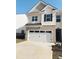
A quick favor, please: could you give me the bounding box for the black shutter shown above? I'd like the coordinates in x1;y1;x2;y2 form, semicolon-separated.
32;16;34;21
44;14;46;21
51;14;52;21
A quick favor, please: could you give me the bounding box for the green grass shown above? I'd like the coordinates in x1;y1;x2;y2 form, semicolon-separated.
16;39;25;43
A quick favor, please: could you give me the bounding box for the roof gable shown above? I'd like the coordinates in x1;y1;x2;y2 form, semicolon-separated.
28;0;56;13
28;1;47;13
41;5;56;12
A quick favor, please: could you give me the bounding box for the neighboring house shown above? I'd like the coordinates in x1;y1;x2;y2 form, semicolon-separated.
16;14;27;39
56;10;62;42
25;1;57;43
16;25;26;39
16;26;26;33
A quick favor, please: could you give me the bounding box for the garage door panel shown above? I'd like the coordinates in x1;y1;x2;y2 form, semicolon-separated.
29;33;39;41
29;31;52;43
39;33;46;42
46;33;52;42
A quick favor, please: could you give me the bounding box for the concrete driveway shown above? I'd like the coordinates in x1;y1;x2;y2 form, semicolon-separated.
16;41;55;59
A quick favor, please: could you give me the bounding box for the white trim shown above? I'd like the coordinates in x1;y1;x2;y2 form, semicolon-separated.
41;5;55;11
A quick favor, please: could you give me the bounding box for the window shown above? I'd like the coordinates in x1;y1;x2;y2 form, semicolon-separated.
46;31;52;33
32;16;38;21
35;31;39;33
40;31;45;33
44;14;52;21
30;31;34;32
56;15;61;22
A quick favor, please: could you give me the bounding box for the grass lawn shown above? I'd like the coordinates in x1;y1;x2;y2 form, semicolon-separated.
16;39;25;43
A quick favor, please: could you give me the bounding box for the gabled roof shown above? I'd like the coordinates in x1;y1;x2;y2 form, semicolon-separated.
27;0;57;13
41;5;56;12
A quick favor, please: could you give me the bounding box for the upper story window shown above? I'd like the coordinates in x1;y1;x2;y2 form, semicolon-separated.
56;15;61;22
44;14;52;22
32;16;38;22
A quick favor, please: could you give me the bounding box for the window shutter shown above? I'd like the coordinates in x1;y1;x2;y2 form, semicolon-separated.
51;14;52;21
35;16;38;21
44;14;46;21
32;16;34;21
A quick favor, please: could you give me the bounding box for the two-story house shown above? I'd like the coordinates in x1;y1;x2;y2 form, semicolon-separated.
25;1;57;43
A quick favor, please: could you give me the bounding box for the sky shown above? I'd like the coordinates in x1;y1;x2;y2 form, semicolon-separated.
16;0;62;14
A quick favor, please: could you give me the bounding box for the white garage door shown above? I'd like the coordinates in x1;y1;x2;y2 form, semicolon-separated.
28;31;52;43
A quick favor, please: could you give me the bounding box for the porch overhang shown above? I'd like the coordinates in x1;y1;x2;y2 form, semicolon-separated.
25;23;42;29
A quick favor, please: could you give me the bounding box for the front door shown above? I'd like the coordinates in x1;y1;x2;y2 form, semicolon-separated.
56;29;62;42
